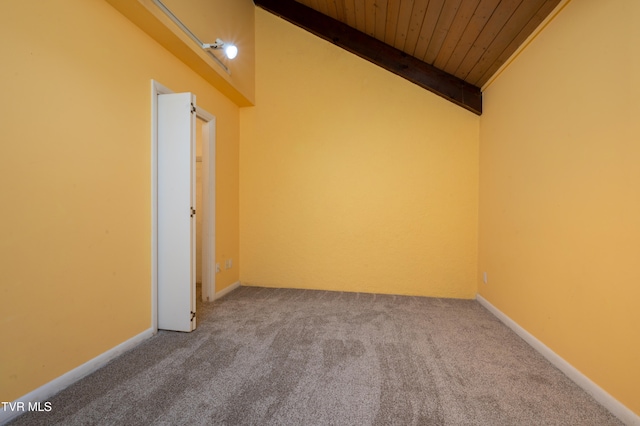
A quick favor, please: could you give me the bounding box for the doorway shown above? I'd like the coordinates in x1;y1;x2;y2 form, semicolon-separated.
151;80;216;333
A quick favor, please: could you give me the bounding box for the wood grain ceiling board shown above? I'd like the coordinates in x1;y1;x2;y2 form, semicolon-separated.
471;0;561;85
256;0;483;114
293;0;561;87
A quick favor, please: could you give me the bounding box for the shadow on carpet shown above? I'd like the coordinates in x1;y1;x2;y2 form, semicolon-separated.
9;287;623;425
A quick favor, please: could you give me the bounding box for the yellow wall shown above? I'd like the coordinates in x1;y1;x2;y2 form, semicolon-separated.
0;0;240;402
240;9;479;298
479;0;640;415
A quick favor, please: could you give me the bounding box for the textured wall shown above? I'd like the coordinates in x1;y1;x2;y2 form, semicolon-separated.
479;0;640;415
0;0;240;402
240;9;479;298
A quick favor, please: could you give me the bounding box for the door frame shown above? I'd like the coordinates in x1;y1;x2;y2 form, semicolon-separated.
151;80;216;333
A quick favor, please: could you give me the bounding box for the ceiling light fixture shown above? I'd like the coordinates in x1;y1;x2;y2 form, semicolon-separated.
203;39;238;60
151;0;236;73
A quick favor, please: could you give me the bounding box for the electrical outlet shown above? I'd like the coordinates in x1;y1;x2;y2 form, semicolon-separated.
215;263;221;273
483;272;488;284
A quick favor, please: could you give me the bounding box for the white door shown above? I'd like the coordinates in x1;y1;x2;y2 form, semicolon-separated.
157;92;197;332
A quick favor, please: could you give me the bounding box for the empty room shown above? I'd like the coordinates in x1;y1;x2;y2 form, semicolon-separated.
1;0;638;424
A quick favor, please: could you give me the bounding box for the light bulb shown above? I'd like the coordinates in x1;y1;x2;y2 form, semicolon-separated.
224;44;238;59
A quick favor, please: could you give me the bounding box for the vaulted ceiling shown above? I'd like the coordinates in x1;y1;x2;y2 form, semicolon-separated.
255;0;562;115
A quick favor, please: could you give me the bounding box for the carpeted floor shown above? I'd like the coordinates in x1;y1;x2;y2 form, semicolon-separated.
10;286;622;425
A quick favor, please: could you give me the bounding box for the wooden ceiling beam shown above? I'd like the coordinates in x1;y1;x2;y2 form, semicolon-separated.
254;0;482;115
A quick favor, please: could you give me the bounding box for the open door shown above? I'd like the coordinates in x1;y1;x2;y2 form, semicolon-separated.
157;92;197;332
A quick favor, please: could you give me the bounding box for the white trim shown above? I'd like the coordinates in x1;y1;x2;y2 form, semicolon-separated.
195;108;216;302
476;294;640;425
214;281;241;301
0;329;153;425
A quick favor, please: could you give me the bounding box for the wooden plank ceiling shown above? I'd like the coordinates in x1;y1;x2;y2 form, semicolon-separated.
255;0;561;115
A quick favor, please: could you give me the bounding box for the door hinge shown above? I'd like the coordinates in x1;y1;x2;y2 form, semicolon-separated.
190;207;196;217
190;103;196;114
191;311;196;321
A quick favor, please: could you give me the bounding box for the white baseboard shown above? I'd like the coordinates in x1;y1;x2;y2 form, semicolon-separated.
214;280;240;300
476;294;640;426
0;328;154;426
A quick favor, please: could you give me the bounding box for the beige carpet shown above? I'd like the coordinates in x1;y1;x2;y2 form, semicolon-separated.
9;286;622;425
